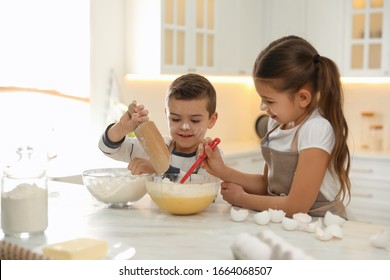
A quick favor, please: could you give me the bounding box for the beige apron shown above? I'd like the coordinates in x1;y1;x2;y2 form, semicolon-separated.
260;122;347;219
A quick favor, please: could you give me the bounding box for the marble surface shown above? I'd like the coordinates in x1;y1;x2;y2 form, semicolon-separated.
1;181;390;260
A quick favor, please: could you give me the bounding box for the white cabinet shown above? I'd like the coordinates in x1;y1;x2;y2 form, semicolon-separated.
261;0;345;73
224;152;265;174
344;0;390;76
214;0;262;75
125;0;261;76
347;154;390;225
125;0;216;75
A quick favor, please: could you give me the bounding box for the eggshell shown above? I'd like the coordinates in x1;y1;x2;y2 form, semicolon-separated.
281;217;298;231
230;206;249;222
324;211;345;227
268;208;286;223
292;212;312;224
369;230;390;249
316;227;334;241
325;224;343;239
301;218;322;233
254;210;271;225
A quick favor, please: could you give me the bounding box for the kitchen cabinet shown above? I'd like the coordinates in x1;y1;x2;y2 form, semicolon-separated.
261;0;345;72
125;0;260;76
344;0;390;76
347;154;390;226
224;152;265;174
125;0;215;75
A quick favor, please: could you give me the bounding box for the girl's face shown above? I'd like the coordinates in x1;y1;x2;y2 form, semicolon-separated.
255;81;309;127
166;98;217;153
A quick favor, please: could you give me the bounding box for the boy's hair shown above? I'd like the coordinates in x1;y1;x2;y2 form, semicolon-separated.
166;73;216;117
253;35;351;203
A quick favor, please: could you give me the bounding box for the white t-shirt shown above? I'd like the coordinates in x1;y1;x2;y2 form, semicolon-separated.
266;108;339;201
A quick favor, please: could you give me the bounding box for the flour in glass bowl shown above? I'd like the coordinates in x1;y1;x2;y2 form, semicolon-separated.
1;183;48;235
86;176;147;205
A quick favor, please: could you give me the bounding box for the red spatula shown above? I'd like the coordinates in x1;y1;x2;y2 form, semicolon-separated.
179;138;221;184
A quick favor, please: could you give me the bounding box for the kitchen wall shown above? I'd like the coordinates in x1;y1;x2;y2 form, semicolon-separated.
343;83;390;153
121;77;261;147
90;0;390;156
120;78;390;155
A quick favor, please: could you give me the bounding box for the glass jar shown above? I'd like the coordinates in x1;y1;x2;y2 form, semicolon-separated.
361;111;375;149
369;124;383;151
1;146;48;237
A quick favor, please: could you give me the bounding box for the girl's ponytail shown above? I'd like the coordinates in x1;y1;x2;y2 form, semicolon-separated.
316;57;351;203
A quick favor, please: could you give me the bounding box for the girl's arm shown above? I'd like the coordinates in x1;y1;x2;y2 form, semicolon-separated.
202;145;268;194
237;148;330;217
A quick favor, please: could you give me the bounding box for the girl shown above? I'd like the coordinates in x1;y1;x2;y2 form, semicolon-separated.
99;73;218;175
202;35;351;218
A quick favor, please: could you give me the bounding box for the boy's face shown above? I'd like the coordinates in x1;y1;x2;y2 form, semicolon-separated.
166;97;217;154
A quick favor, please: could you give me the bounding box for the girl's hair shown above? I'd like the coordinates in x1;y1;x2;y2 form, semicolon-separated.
166;73;217;117
253;35;351;203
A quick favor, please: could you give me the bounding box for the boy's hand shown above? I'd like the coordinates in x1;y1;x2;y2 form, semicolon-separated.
119;101;149;132
107;101;149;142
128;157;156;175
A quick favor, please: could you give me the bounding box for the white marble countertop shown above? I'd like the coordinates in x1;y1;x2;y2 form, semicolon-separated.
1;181;389;260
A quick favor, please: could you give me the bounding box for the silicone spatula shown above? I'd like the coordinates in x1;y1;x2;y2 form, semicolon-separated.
179;138;221;184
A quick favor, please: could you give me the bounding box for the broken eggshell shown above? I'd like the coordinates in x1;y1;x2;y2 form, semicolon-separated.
230;206;249;222
316;224;343;241
324;211;345;227
299;218;323;233
369;230;390;249
254;210;271;225
281;217;298;231
292;212;312;224
268;208;286;223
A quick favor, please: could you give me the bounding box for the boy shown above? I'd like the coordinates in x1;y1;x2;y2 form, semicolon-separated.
98;73;218;175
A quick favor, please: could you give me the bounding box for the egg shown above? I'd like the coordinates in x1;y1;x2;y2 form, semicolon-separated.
230;206;249;222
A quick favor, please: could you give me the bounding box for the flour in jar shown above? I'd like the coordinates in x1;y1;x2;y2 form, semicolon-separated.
1;183;48;235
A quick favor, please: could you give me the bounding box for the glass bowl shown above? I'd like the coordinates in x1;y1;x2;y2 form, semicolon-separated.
146;173;220;215
82;168;150;207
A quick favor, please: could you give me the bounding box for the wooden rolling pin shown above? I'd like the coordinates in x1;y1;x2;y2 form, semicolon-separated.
135;121;170;175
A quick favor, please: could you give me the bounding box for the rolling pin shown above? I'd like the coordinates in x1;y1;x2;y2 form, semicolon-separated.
135;121;170;175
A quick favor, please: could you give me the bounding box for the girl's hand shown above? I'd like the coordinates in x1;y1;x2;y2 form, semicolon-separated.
220;182;245;207
200;138;225;178
128;157;155;175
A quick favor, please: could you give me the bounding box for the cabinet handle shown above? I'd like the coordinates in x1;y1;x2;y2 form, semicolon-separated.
351;168;374;174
